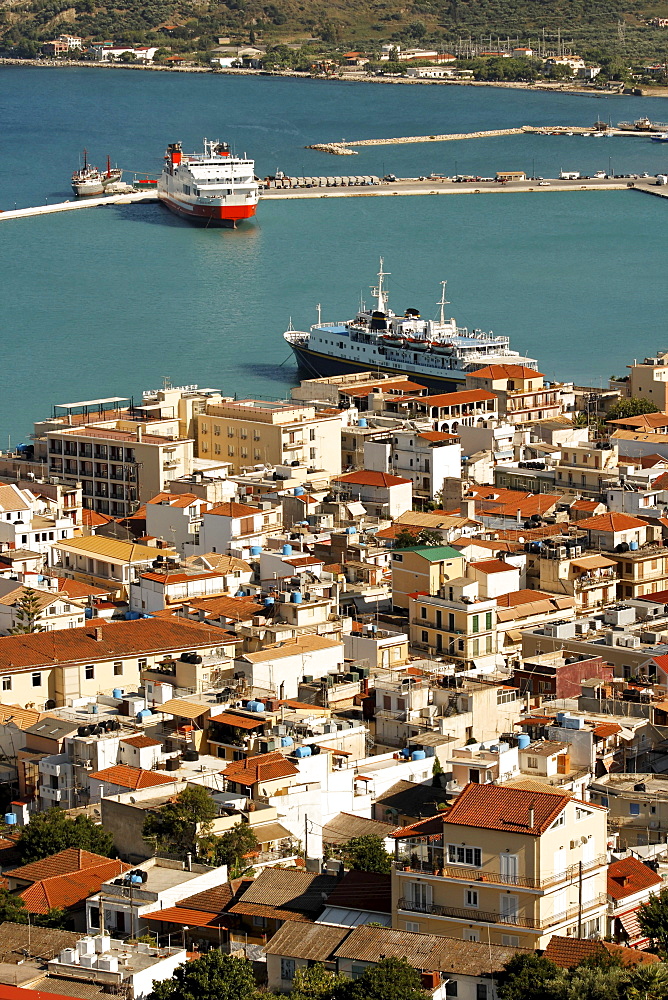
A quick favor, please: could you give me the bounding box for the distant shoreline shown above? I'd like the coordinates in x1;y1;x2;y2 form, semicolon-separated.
1;57;666;97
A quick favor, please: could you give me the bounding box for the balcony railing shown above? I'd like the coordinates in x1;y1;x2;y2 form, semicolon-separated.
396;854;607;891
398;892;607;931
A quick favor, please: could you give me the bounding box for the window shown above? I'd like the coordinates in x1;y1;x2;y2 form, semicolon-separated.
85;664;94;680
2;677;11;691
465;889;479;907
485;611;493;630
476;986;488;1000
393;553;403;562
252;915;266;927
114;662;123;676
32;673;41;687
138;658;147;670
502;935;520;947
447;845;482;867
527;756;538;769
405;921;420;933
421;607;427;619
630;803;640;816
576;807;590;821
550;812;565;828
471;614;479;633
421;630;429;643
465;930;480;942
280;959;296;982
445;982;458;997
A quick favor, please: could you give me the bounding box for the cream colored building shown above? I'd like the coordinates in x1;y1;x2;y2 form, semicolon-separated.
408;582;497;665
392;783;608;949
0;581;86;634
554;441;619;495
49;535;169;594
537;549;618;611
391;546;465;612
624;353;668;410
196;399;342;477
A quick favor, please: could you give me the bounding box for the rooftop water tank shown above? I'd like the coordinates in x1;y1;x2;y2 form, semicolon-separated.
137;709;152;722
282;543;293;556
346;526;357;535
112;689;123;700
250;546;262;557
358;417;368;427
291;591;302;604
401;747;411;758
4;813;16;825
630;540;639;551
130;873;143;884
236;589;246;597
556;712;567;726
60;948;78;965
294;745;312;758
411;750;427;761
246;700;257;711
263;597;275;607
517;733;531;750
281;736;294;747
254;702;265;713
294;486;305;495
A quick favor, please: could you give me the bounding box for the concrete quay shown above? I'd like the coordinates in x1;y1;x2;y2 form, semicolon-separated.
0;189;157;222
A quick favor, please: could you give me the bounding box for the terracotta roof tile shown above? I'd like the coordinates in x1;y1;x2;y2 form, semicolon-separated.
231;869;338;917
223;751;299;786
470;559;516;574
469;364;543;379
417;388;497;407
333;471;412;487
9;849;115;884
184;594;263;620
89;765;174;790
206;502;262;518
120;735;162;749
577;512;647;531
324;870;392;913
607;856;662;901
544;934;659;968
443;783;569;835
20;859;130;914
391;813;449;839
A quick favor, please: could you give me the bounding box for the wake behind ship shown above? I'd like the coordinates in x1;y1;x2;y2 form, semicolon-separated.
157;139;258;227
284;260;538;392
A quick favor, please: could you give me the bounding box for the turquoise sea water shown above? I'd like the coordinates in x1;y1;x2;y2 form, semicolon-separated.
0;68;667;443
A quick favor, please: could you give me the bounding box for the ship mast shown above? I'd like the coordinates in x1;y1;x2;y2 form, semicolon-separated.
372;257;390;313
437;280;449;325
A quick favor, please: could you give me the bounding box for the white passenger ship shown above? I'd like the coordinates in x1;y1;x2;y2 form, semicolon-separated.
157;138;258;227
284;260;538;391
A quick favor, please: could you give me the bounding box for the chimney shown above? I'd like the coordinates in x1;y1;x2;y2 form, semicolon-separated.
185;853;192;871
136;426;143;443
528;804;535;829
94;626;103;641
516;508;523;526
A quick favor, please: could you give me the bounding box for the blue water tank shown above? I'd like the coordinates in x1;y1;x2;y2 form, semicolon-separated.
346;526;357;535
131;874;143;884
411;750;427;761
291;591;302;604
556;712;566;727
254;702;265;713
90;704;99;715
517;733;531;750
250;546;262;557
294;745;312;758
137;709;152;722
85;608;93;619
281;736;294;747
246;700;258;711
236;589;246;597
401;747;411;758
294;486;305;496
112;689;123;700
359;417;368;427
282;543;293;556
630;540;639;551
263;597;275;607
4;813;16;826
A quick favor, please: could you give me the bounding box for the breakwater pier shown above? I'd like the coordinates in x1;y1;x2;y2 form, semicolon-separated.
0;189;157;222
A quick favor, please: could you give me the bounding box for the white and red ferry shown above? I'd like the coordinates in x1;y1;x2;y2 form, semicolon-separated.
157;138;258;227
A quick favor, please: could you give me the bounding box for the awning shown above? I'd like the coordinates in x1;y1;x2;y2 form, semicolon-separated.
253;821;293;845
617;910;643;939
159;698;210;720
504;629;525;644
145;905;230;928
317;906;391;928
346;502;366;517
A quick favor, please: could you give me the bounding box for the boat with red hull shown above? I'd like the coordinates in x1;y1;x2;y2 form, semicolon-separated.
157;138;258;227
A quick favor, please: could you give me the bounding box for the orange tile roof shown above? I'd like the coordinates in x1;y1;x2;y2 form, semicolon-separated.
544;935;659;968
469;364;543;379
496;589;557;608
147;492;201;507
333;470;412;487
416;388;497;407
144;904;231;928
121;734;162;748
571;499;601;511
140;570;222;584
0;617;223;673
56;577;110;599
20;858;130;914
470;559;516;574
82;509;114;527
417;431;459;443
223;751;299;786
576;512;647;531
9;849;115;884
212;711;268;730
391;812;448;839
185;594;263;620
607;856;662;901
443;783;569;835
89;764;175;789
206;502;262;518
593;723;622;739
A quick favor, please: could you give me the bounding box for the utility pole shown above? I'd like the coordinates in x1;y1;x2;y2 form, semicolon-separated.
577;860;583;938
304;812;309;860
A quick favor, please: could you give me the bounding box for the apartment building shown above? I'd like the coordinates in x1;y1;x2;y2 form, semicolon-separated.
554;441;620;495
535;544;618;611
331;470;412;518
466;365;566;423
370;430;462;501
144;492;208;552
196;399;341;476
0;483;77;557
49;534;165;593
391;545;465;611
392;783;608;949
576;512;668;599
623;353;668;410
408;582;498;666
0;581;86;634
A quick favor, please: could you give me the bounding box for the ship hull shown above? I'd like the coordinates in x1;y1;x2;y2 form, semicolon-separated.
289;342;467;392
158;194;256;227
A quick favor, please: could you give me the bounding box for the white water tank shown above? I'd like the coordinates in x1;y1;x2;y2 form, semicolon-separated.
94;934;111;953
77;937;96;957
60;948;79;965
79;954;98;968
97;954;119;973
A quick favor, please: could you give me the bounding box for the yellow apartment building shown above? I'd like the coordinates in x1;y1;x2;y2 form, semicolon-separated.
391;546;465;612
392;783;608;949
408;583;497;665
196;399;342;476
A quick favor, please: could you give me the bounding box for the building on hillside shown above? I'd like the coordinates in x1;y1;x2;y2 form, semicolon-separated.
49;534;169;594
391;545;465;611
576;512;668;599
196;398;341;477
235;634;344;700
199;501;281;558
0;483;78;557
554;441;620;494
408;582;498;666
392;783;608;948
331;470;412;519
365;430;461;501
623;354;668;410
0;582;86;634
607;855;662;947
466;365;568;423
512;650;612;700
535;545;619;612
144;492;208;553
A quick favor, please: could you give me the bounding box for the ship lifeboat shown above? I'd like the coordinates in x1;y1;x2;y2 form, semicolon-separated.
433;342;455;355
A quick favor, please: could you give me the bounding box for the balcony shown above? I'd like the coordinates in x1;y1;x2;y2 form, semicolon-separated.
396;854;607;891
574;572;617;591
398;892;607;931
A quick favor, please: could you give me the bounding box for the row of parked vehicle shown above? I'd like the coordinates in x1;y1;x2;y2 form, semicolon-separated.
264;174;382;188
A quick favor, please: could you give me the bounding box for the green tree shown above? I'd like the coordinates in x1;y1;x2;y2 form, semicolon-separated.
0;888;27;923
432;756;444;786
567;963;628;1000
291;963;349;1000
146;950;257;1000
394;528;442;548
19;809;114;863
207;822;258;871
334;956;427;1000
497;952;565;1000
341;834;393;874
142;784;216;854
607;396;660;420
639;888;668;956
626;962;668;1000
10;587;46;634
